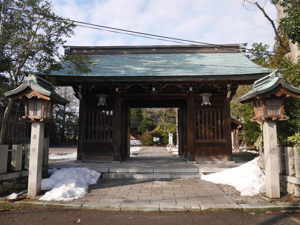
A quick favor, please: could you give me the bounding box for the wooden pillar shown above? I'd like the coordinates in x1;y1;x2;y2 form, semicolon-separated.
236;129;239;151
77;99;84;161
127;106;130;159
43;137;49;168
236;129;240;151
231;130;235;151
24;144;30;170
178;108;184;159
176;108;179;148
187;92;195;161
224;98;232;160
113;93;121;161
120;101;128;160
232;129;239;152
0;145;8;174
11;144;23;171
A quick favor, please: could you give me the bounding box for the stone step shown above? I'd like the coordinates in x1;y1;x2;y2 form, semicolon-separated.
197;162;241;174
94;167;200;173
102;172;201;180
200;168;228;174
108;167;199;173
196;160;236;165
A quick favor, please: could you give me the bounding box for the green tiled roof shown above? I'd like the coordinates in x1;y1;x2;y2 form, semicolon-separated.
48;53;269;78
237;70;300;103
5;74;69;104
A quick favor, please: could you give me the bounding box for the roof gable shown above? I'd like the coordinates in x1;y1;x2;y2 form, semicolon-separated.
5;74;69;104
237;70;300;103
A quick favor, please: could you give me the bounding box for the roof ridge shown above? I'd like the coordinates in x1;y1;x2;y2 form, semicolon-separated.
253;70;279;88
64;43;247;49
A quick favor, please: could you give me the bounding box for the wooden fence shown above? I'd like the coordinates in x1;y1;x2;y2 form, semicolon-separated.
0;138;49;175
279;147;300;197
0;114;31;145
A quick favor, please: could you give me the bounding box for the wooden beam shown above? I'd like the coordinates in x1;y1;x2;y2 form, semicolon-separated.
275;88;300;99
187;92;195;160
214;110;217;139
218;110;221;139
52;75;266;86
205;109;209;139
224;98;232;160
77;99;85;160
113;93;121;161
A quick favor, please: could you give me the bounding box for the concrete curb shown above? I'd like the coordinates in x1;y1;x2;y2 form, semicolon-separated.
1;199;300;212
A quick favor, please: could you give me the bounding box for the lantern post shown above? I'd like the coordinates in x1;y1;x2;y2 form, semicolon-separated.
5;75;68;198
238;71;300;198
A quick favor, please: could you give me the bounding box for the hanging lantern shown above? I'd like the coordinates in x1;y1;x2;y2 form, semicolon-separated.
200;93;211;106
97;94;107;106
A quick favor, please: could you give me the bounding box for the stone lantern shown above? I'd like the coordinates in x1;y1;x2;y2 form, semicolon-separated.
238;70;300;198
5;74;68;197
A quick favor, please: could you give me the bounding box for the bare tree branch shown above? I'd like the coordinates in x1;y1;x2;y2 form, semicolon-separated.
243;0;288;51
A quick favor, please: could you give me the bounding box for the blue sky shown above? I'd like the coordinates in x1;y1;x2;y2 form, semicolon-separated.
52;0;277;49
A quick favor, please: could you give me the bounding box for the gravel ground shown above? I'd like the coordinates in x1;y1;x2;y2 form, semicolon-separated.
217;183;300;205
216;184;270;204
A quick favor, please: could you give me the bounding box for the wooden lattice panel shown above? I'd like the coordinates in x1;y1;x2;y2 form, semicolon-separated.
85;109;113;142
195;109;225;140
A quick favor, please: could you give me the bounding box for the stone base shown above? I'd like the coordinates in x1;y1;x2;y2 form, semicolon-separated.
0;176;28;195
287;183;300;197
281;175;300;197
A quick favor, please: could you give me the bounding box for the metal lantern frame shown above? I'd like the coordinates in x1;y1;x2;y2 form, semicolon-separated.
251;97;288;122
23;98;54;122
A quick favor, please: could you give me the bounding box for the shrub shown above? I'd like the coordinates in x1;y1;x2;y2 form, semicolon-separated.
138;118;155;133
151;125;168;145
140;130;153;146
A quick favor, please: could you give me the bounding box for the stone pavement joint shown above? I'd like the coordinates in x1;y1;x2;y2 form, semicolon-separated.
2;200;300;213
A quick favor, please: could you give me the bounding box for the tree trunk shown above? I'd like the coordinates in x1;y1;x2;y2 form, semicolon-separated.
0;98;14;144
275;4;300;63
61;104;66;143
0;0;8;63
11;102;20;144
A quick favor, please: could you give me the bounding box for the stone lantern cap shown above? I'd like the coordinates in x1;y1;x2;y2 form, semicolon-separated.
4;74;69;105
237;70;300;103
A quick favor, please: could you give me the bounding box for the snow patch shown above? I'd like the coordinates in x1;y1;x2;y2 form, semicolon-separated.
130;146;143;157
130;140;142;146
166;146;178;156
49;152;77;160
40;168;100;201
240;149;259;154
6;193;18;200
48;168;58;175
201;157;265;196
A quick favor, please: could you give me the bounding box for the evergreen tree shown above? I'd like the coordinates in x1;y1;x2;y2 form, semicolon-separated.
0;0;91;144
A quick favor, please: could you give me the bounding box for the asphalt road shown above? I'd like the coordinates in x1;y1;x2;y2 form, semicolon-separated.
0;208;299;225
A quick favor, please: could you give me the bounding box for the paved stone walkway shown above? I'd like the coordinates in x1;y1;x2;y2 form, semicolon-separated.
2;146;299;213
49;147;198;172
133;146;174;158
48;146;273;211
74;178;235;210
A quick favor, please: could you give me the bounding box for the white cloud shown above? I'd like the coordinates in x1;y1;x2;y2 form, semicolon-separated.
52;0;277;49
